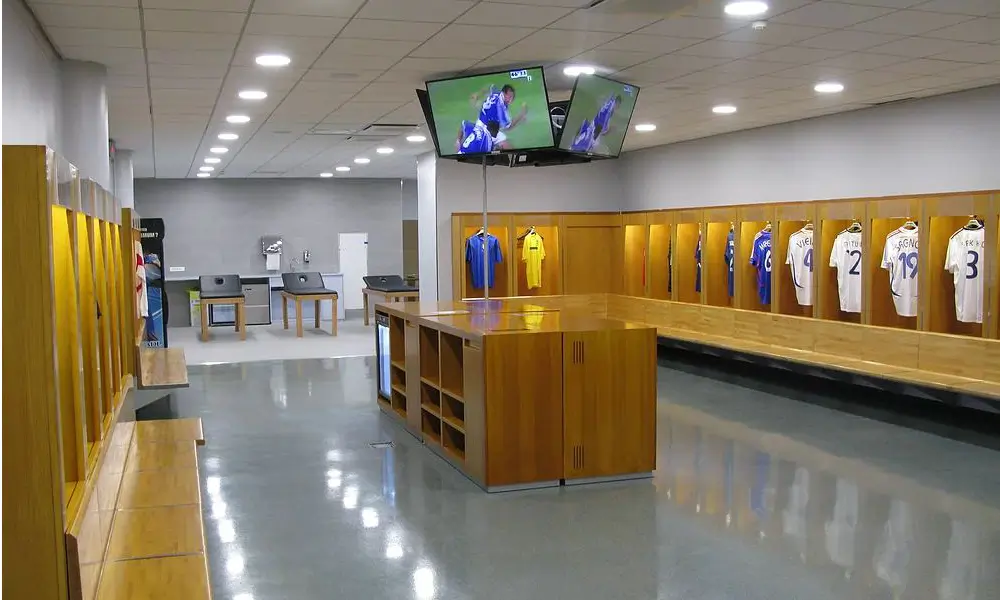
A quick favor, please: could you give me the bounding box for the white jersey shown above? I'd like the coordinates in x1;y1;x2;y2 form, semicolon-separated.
944;227;985;324
134;241;149;318
829;230;863;314
785;228;814;306
881;226;919;318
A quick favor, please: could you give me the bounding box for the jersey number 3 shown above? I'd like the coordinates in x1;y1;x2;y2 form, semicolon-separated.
966;250;979;279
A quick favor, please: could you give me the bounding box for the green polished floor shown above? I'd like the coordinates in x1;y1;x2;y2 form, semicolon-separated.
154;355;1000;600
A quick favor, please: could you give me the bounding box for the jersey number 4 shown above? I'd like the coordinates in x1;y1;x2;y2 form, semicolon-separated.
803;248;813;272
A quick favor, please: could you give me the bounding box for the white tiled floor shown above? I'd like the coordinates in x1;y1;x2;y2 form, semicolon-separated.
169;318;374;365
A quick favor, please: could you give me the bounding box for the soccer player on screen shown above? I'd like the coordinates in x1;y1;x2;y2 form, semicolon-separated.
469;84;528;150
592;93;622;143
570;119;597;153
456;120;501;154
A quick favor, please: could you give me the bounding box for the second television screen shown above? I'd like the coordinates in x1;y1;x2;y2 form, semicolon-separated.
427;67;553;157
559;75;639;158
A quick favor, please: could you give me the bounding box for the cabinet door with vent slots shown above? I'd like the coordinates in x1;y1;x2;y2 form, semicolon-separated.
563;329;657;480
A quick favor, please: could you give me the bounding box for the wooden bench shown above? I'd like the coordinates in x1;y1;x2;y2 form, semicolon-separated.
138;347;189;389
281;290;338;337
599;295;1000;403
66;418;210;600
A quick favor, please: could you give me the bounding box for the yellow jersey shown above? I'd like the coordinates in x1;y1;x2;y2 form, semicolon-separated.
521;232;546;290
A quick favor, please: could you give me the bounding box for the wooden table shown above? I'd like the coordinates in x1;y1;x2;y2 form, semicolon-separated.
199;296;246;342
362;287;419;325
281;291;338;337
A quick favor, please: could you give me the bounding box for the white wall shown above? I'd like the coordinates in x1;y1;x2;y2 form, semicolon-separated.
417;154;439;302
435;157;624;300
2;0;62;149
623;85;1000;210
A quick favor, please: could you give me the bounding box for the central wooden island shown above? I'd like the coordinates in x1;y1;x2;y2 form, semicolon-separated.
375;299;657;492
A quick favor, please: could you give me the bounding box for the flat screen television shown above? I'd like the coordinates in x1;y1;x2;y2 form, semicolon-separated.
557;74;640;158
426;67;554;157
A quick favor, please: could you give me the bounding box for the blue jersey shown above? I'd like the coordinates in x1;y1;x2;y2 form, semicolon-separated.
458;121;493;154
465;233;503;289
594;97;616;132
749;230;772;304
695;233;702;293
570;119;596;152
478;86;511;130
725;230;735;297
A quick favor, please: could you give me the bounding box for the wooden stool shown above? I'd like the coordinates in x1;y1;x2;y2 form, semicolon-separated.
362;287;420;325
281;291;338;337
199;296;246;342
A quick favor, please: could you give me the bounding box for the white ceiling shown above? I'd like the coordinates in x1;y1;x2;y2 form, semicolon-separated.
28;0;1000;179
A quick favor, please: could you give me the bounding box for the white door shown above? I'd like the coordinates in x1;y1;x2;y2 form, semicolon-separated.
339;232;368;310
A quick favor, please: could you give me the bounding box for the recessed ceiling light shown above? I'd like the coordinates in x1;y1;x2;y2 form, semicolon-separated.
563;65;596;77
255;54;290;67
238;89;267;100
376;147;394;154
712;104;738;114
354;157;370;164
336;166;351;172
634;123;657;132
204;157;221;164
320;172;334;178
218;132;239;141
210;147;229;154
406;134;426;143
724;1;768;16
226;115;250;124
199;166;215;172
814;81;845;94
197;172;211;178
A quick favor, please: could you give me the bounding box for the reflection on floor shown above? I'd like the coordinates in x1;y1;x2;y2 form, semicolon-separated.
169;319;374;365
157;356;1000;600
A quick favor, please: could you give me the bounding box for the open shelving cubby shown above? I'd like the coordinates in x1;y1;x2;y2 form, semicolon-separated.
422;408;442;446
421;380;441;418
442;392;465;434
419;325;440;386
391;388;406;419
442;419;466;463
389;315;405;369
440;332;464;399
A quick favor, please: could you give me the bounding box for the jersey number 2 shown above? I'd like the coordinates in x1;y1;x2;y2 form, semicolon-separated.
847;250;861;275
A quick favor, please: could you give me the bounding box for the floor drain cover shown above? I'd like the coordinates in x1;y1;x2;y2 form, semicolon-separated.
369;441;394;449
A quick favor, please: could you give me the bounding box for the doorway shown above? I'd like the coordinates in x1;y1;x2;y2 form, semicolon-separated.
339;232;368;310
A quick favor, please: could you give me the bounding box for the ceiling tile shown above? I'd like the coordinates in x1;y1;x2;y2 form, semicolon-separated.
879;58;971;74
709;59;796;76
30;4;139;29
482;0;591;6
144;31;240;50
394;56;480;73
718;22;832;45
930;42;1000;63
548;9;662;33
338;19;445;41
516;29;619;50
301;69;384;84
924;18;1000;43
799;30;904;51
142;0;247;9
252;0;365;17
569;49;660;69
149;77;224;90
58;46;145;65
29;0;137;6
751;45;847;64
772;2;894;27
151;88;219;107
481;45;579;64
323;37;421;57
814;52;910;69
675;39;775;59
230;35;331;67
410;40;504;60
147;49;233;66
313;50;401;70
456;2;572;27
808;0;923;7
45;27;142;48
852;9;974;35
147;62;228;78
430;23;536;46
356;0;476;22
108;74;148;88
637;54;730;74
245;14;348;36
868;36;977;57
636;16;743;39
943;63;1000;79
769;63;856;80
913;0;1000;16
597;34;695;53
142;9;246;33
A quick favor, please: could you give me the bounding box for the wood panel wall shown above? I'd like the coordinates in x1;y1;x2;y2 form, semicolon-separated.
451;188;1000;338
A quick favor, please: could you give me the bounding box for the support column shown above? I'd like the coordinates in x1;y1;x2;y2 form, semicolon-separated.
113;149;134;208
61;60;110;189
417;152;439;302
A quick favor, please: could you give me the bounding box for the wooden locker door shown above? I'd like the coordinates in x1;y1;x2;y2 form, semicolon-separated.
563;329;657;480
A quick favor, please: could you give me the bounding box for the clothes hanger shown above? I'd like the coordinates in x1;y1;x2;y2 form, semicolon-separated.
803;221;814;231
902;218;918;230
474;227;485;237
964;215;984;230
847;219;863;233
763;221;772;233
729;222;735;231
517;225;542;240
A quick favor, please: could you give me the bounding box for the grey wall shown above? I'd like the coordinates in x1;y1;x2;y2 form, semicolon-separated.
134;178;407;278
2;0;62;149
623;85;1000;210
434;157;624;300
